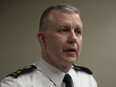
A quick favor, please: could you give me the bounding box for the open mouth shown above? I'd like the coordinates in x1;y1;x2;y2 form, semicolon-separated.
64;48;76;53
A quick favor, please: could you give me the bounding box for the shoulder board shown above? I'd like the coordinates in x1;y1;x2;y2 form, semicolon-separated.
73;64;93;75
7;65;37;78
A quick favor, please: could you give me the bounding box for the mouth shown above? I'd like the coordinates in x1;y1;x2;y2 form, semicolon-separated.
64;48;76;53
63;48;77;58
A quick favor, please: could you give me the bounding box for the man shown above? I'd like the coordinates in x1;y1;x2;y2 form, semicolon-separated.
0;4;97;87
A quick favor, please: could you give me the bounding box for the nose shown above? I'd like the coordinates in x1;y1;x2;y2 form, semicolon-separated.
68;31;77;44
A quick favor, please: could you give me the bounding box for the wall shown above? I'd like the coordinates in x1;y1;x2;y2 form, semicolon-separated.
0;0;116;87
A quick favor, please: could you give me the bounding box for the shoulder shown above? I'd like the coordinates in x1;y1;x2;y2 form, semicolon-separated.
7;65;37;78
72;65;97;87
73;64;93;75
0;65;37;87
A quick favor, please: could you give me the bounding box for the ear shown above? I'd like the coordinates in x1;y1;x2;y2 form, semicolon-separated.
37;32;46;47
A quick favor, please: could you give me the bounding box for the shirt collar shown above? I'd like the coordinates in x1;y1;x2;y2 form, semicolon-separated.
36;58;65;87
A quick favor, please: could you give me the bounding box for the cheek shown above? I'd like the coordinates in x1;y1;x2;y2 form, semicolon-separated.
47;34;65;45
76;36;82;49
46;37;61;51
79;38;83;50
45;32;68;52
48;38;66;58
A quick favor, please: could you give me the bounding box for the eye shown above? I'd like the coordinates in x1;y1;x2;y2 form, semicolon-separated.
75;29;82;35
58;27;69;33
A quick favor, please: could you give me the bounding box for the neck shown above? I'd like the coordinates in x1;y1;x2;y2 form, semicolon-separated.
41;51;72;73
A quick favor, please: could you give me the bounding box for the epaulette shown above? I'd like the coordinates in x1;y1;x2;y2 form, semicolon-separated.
7;65;37;78
73;64;93;75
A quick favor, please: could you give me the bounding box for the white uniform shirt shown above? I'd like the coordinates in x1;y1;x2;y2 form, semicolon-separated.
0;58;97;87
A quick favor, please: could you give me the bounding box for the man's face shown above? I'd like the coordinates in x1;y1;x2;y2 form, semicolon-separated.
41;11;83;68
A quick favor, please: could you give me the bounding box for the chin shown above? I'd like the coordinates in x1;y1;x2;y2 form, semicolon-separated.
66;57;77;64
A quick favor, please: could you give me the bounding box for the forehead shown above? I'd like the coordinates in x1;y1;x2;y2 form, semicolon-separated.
48;10;83;28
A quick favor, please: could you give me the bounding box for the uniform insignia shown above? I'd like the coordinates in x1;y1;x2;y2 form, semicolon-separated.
73;64;93;75
7;65;37;78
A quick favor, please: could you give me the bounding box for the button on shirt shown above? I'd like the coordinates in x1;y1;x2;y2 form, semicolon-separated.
0;58;97;87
